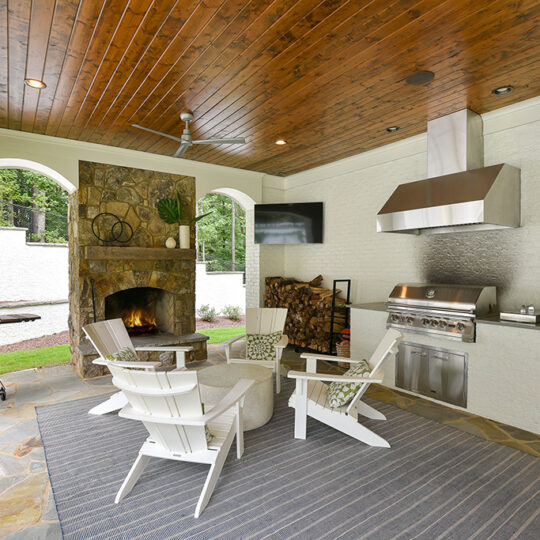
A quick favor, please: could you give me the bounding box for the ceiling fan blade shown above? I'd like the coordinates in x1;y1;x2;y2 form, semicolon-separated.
173;143;191;158
131;124;183;143
192;137;246;145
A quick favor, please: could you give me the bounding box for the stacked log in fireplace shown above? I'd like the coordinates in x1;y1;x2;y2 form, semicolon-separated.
264;275;347;353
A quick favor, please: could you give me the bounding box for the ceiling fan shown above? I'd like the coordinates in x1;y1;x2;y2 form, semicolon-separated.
132;111;246;158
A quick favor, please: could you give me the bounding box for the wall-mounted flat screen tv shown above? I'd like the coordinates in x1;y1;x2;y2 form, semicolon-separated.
254;202;323;244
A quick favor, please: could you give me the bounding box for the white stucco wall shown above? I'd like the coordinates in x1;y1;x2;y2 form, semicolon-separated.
0;228;68;302
195;262;245;313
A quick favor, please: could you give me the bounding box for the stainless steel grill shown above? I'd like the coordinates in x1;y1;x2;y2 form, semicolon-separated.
386;283;497;342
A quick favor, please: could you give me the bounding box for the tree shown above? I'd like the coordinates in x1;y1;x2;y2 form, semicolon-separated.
0;169;68;242
196;194;245;271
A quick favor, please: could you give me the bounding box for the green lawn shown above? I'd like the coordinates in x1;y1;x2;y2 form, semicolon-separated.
198;325;245;344
0;326;245;375
0;344;70;375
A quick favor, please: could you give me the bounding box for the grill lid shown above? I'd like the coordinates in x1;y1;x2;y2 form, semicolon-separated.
387;283;497;315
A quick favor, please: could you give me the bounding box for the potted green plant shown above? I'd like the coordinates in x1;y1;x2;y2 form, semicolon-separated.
157;192;211;249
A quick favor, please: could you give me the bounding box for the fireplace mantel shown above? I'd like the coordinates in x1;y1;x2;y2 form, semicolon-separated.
83;246;196;261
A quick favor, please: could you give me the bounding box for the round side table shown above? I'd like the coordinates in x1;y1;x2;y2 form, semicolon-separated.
198;364;274;431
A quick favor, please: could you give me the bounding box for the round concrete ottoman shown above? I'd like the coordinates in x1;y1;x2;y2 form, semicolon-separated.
198;364;274;431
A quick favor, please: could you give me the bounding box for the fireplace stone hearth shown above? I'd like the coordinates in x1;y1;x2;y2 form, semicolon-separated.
69;162;207;378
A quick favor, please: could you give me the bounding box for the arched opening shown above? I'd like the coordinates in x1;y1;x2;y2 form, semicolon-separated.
210;188;259;310
0;158;76;193
194;187;260;331
0;160;71;374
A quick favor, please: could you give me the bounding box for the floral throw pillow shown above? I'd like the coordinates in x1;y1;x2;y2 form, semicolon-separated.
246;331;282;362
327;359;372;408
105;347;138;363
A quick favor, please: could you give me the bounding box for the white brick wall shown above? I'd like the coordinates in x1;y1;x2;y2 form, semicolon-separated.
244;208;260;308
259;183;286;305
283;149;426;301
275;97;540;310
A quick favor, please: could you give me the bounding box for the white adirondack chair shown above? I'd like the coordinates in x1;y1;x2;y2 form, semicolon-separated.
83;318;193;415
224;307;288;393
108;362;254;518
287;328;402;448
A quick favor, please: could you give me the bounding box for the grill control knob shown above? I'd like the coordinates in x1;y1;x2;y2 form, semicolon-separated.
430;319;439;327
422;318;430;327
406;317;414;325
438;320;446;328
456;322;465;332
391;314;400;323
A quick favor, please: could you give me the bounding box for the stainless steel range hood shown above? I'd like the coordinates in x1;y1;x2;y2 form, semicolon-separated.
377;109;520;234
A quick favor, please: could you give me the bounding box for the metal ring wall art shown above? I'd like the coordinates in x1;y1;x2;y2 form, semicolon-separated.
91;212;133;243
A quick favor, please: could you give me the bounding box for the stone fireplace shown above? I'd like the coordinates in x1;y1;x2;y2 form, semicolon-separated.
69;161;208;378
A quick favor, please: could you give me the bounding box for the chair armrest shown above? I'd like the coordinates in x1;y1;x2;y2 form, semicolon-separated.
287;371;382;384
202;378;255;423
300;352;364;364
135;346;193;352
274;334;288;349
223;334;247;362
106;360;162;369
222;334;246;347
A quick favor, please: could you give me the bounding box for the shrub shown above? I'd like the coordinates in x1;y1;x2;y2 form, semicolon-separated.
43;230;68;244
197;304;218;322
223;305;242;321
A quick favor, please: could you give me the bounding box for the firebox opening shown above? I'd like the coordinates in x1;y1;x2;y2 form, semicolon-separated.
105;287;173;336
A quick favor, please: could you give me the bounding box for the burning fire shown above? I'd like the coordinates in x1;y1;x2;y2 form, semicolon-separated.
123;308;157;332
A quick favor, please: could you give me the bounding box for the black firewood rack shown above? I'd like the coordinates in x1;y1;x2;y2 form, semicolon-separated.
329;279;351;355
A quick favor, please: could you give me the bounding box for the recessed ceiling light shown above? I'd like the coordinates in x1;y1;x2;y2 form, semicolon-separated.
275;139;287;145
25;78;46;89
492;85;514;95
405;71;435;86
386;126;400;133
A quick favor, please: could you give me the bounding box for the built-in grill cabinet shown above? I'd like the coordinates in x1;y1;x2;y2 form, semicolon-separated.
396;342;468;408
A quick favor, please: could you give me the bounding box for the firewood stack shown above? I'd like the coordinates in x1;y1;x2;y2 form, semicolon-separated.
264;275;347;352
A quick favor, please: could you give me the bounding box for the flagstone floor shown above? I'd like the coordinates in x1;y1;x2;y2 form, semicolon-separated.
1;344;538;539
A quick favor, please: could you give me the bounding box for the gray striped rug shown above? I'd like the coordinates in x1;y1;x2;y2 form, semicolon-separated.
36;380;540;540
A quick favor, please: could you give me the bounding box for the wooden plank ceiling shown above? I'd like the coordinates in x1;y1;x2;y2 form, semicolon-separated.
1;0;539;176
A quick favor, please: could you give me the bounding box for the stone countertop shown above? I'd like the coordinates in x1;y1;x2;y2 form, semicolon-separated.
349;302;387;312
350;302;540;331
477;316;540;332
